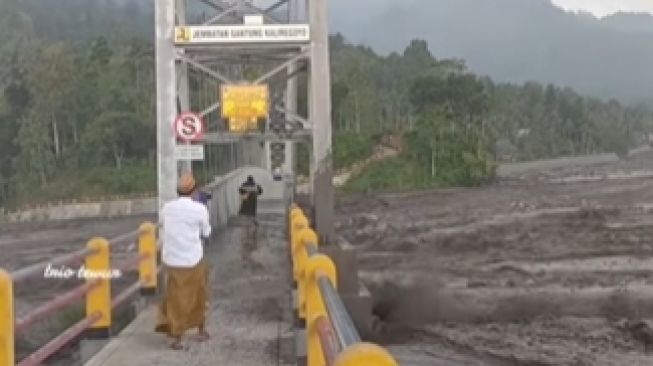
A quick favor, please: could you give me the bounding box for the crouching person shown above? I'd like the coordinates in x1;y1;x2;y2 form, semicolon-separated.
155;173;211;350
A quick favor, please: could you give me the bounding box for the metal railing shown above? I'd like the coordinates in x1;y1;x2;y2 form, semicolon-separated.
0;222;159;366
289;205;398;366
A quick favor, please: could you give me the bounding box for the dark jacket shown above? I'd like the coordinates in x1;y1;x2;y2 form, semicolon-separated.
238;181;262;217
193;191;211;206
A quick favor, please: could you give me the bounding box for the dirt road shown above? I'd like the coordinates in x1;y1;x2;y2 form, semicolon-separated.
336;151;653;365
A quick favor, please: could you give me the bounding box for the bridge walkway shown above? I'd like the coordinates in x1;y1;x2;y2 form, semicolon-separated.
84;199;295;366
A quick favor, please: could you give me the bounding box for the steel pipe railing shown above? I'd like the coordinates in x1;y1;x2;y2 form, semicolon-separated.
10;248;96;284
10;228;142;284
15;279;102;334
107;229;140;247
113;253;149;273
315;315;340;365
16;311;102;366
111;280;144;309
289;205;399;366
0;221;159;366
318;276;361;348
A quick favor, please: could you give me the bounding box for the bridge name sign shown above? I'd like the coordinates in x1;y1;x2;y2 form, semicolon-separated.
175;24;310;44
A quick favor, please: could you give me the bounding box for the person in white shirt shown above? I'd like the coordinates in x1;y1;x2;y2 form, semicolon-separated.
155;173;211;350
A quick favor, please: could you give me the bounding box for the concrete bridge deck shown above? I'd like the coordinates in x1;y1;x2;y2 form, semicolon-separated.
84;200;295;366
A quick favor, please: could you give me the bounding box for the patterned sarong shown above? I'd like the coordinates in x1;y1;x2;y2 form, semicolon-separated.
155;260;208;337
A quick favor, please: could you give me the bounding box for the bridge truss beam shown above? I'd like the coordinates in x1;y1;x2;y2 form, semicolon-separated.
155;0;334;240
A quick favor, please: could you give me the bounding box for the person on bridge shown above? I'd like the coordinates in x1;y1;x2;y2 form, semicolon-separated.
272;166;283;181
156;173;211;350
192;189;211;207
238;175;263;219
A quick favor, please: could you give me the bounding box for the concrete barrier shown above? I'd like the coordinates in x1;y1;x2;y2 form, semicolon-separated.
1;167;283;225
1;198;157;223
497;153;619;177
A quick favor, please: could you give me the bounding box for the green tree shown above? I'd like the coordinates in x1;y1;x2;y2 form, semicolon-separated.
26;43;77;159
82;112;144;170
406;108;495;186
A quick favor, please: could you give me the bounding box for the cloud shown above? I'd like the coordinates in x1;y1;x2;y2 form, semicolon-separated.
551;0;653;17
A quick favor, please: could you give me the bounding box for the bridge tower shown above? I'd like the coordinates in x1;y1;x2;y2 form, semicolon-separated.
156;0;334;241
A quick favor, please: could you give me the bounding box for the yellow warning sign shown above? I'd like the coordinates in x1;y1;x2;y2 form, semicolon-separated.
220;84;270;132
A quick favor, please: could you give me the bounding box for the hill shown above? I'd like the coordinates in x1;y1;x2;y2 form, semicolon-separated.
328;0;653;105
12;0;653;106
601;12;653;34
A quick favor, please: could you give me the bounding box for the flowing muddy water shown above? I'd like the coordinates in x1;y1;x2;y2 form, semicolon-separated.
6;152;653;364
336;151;653;365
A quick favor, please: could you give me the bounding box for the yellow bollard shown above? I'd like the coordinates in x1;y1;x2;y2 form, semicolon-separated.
295;228;319;319
291;215;309;279
305;254;337;366
0;269;14;366
289;210;302;251
333;342;398;366
290;206;303;224
138;222;158;295
290;208;303;221
293;227;318;278
85;238;111;338
296;247;309;320
289;208;304;247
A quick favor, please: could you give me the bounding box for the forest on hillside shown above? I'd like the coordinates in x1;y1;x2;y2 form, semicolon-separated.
330;35;652;191
1;0;652;207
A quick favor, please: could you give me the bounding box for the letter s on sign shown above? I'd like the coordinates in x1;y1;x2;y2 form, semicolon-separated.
182;117;197;135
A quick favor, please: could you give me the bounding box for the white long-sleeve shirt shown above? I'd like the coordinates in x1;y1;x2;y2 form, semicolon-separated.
161;197;211;267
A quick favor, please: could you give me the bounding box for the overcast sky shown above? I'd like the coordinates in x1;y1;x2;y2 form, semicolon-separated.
551;0;653;17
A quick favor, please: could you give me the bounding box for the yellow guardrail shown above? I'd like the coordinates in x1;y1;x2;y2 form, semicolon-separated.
0;222;159;366
289;205;398;366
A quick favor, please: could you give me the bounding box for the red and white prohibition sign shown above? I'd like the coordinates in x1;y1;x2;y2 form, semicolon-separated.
174;112;205;142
